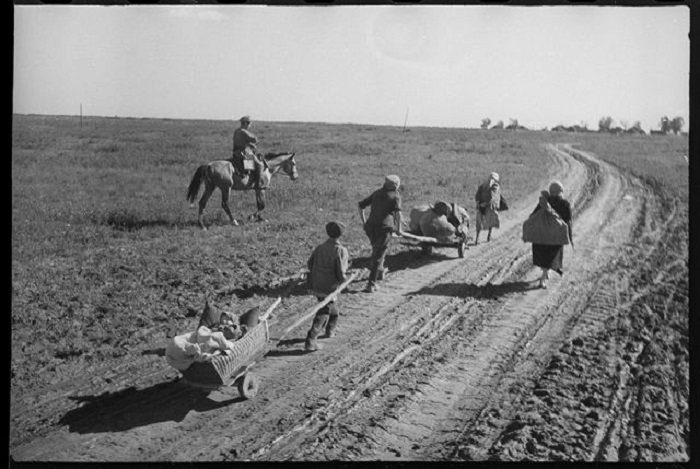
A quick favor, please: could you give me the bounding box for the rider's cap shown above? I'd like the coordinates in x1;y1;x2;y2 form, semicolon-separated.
326;221;345;239
384;175;400;191
240;115;251;122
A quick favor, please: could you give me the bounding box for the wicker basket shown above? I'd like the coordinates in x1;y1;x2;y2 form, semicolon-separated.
181;319;270;387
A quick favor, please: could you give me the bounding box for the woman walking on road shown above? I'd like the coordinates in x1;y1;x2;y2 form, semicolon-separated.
474;172;505;244
530;181;574;289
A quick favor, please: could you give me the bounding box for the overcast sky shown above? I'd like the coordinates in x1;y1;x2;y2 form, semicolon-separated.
13;5;689;131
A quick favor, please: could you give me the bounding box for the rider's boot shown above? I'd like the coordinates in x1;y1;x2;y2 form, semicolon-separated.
254;162;265;190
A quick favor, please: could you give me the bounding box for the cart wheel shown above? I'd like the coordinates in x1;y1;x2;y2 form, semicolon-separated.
237;373;260;399
458;241;466;258
421;244;433;256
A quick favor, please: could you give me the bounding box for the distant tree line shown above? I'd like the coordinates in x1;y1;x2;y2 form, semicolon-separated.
596;117;645;135
598;115;685;135
478;115;686;136
480;118;528;131
658;116;685;134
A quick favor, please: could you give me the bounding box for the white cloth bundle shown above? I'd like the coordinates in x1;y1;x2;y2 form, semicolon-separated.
165;326;237;371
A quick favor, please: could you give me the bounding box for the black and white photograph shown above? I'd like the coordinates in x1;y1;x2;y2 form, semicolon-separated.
12;1;690;462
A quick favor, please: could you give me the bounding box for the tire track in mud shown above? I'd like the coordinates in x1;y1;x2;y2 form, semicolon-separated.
12;143;673;462
274;144;652;461
245;143;606;460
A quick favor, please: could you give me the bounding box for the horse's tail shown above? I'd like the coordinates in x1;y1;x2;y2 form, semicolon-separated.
186;165;208;203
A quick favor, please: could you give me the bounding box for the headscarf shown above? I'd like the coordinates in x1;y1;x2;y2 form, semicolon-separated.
549;181;564;197
384;175;401;191
483;172;500;189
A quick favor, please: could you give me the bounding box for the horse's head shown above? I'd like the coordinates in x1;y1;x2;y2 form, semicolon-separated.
283;153;298;181
264;151;298;181
269;152;297;181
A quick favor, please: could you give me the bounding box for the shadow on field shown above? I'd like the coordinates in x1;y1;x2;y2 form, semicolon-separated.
274;338;306;347
410;281;536;299
95;212;202;232
265;348;311;358
58;382;243;434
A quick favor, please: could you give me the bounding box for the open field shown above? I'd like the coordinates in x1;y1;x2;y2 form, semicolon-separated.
11;114;688;461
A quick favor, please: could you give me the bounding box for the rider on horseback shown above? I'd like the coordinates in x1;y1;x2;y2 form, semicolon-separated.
231;115;266;189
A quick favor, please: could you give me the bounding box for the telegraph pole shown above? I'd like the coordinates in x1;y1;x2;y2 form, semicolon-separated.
402;107;409;132
80;103;83;128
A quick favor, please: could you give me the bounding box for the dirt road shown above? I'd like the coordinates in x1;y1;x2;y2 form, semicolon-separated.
11;144;688;462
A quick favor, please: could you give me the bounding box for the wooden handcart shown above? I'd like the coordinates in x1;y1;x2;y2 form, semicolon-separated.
399;230;471;258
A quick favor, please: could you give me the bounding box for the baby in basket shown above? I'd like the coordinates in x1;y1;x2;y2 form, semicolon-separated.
166;301;248;371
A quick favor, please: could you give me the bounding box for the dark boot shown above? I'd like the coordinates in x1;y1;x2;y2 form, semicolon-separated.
305;336;322;351
323;315;338;338
305;311;328;350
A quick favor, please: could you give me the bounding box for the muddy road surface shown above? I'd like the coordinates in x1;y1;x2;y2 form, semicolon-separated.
11;144;688;462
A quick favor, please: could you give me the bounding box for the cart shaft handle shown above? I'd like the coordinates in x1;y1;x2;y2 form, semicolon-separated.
259;297;282;323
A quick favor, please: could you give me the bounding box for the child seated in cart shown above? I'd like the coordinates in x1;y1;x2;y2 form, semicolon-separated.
165;302;246;371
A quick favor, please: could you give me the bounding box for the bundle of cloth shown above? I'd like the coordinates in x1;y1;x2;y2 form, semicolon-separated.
165;300;261;371
522;190;571;245
408;201;470;243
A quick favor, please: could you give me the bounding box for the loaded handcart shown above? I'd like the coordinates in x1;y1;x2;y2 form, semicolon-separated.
179;297;281;399
398;201;472;258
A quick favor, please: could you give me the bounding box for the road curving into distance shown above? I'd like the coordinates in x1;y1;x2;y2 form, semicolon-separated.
12;143;686;462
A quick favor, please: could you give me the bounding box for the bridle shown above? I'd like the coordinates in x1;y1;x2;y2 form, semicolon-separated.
269;153;297;180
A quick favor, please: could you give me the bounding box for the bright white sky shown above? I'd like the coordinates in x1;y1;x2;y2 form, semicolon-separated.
14;5;689;131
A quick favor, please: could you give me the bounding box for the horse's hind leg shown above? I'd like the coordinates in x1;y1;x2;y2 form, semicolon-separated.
198;183;215;230
220;187;239;226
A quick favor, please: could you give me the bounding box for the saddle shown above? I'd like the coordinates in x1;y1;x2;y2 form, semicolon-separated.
230;152;269;189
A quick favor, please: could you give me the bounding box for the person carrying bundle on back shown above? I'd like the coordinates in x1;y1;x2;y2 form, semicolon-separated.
524;181;574;289
305;221;350;352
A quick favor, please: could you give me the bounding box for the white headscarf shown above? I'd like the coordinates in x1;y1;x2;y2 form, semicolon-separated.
549;180;563;197
484;172;500;188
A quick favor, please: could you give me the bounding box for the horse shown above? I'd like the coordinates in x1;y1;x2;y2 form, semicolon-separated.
186;151;298;229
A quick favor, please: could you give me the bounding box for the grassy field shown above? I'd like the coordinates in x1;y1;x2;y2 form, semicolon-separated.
567;132;688;199
11;114;688;381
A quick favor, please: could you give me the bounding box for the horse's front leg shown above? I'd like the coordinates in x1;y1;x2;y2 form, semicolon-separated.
220;187;239;226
